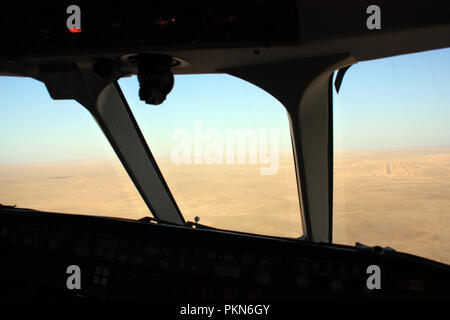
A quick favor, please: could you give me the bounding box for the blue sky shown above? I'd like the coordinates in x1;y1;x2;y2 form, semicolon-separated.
0;47;449;163
0;77;114;163
334;47;450;150
119;73;293;159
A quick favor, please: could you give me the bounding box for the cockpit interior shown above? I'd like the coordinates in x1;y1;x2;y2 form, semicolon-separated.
0;0;449;302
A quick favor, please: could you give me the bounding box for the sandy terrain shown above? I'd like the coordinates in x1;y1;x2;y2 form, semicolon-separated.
158;152;301;237
0;152;302;237
1;147;449;264
334;146;450;264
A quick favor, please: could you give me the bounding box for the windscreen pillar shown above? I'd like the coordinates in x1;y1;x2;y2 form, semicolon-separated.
225;55;355;242
91;83;185;225
38;65;185;225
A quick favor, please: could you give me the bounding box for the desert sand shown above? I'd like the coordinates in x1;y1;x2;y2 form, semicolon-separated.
334;146;450;264
1;147;449;264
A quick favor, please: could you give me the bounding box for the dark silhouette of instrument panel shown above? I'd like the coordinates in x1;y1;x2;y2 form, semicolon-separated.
0;208;448;300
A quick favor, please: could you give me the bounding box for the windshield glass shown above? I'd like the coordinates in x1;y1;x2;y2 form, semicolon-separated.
119;74;302;237
0;77;151;219
333;47;450;264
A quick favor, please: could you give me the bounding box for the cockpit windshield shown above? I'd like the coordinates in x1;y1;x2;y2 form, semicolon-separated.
0;77;151;220
1;48;449;262
333;47;450;264
118;74;302;237
0;74;303;238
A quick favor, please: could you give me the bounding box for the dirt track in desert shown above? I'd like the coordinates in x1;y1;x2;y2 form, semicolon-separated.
1;147;449;264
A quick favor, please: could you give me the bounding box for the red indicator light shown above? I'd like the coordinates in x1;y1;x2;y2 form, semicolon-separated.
155;19;169;28
69;28;82;33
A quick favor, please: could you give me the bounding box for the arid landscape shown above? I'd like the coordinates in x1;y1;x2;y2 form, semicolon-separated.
333;146;450;264
1;147;449;264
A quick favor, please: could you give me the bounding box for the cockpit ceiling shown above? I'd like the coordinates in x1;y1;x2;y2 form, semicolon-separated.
0;0;449;77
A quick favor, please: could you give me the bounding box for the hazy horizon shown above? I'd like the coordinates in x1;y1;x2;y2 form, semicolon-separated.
1;47;450;164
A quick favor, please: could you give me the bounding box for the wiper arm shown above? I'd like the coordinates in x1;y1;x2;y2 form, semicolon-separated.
138;215;217;230
138;216;180;226
0;203;17;209
185;216;218;230
185;220;218;230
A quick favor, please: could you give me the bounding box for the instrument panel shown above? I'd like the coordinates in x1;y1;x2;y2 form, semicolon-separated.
0;207;448;300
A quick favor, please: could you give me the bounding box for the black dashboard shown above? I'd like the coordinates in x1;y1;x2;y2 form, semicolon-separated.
0;207;448;300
